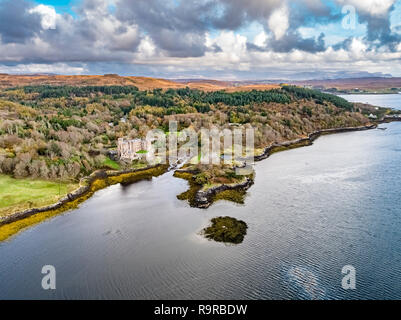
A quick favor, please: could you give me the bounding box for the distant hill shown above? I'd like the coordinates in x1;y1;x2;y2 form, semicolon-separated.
172;77;401;93
0;74;183;90
0;74;279;92
290;77;401;92
2;74;400;93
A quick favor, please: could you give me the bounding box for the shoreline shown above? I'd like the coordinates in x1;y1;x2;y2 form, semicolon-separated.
1;119;400;240
254;124;377;162
336;93;401;95
0;164;168;241
188;121;401;209
194;177;254;209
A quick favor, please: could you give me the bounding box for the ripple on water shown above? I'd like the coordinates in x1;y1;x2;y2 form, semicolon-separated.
1;123;401;299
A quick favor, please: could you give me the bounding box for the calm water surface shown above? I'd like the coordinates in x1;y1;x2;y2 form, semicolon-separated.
0;96;400;300
339;94;401;110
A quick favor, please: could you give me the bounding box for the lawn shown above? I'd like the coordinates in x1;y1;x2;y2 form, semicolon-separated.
102;157;121;170
0;175;78;217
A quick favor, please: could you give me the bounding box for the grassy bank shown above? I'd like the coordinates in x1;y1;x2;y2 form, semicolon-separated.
0;175;78;218
174;171;202;207
0;165;168;242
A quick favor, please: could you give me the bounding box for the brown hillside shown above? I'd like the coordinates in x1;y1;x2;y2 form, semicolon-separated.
0;74;280;92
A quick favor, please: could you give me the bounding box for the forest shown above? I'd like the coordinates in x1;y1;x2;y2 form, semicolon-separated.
0;85;372;181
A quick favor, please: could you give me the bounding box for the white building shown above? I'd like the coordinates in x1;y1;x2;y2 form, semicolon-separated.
117;138;150;160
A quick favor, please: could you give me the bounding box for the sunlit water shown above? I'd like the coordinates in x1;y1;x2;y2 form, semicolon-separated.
0;96;400;300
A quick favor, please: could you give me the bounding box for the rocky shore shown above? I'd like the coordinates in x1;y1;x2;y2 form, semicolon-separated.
189;123;380;209
194;177;254;209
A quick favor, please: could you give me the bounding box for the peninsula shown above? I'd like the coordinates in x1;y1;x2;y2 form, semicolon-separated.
0;75;400;241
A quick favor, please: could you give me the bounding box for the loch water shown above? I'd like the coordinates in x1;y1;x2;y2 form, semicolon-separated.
0;95;400;300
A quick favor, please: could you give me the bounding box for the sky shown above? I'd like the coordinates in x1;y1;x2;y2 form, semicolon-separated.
0;0;400;80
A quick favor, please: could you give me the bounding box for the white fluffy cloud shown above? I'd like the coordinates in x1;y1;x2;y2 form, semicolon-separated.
336;0;396;17
0;63;86;74
253;31;268;47
29;4;57;30
136;36;157;59
268;4;289;40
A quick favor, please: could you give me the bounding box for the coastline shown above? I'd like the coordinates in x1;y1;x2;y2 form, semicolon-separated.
254;124;378;161
0;164;168;241
186;122;398;209
1;119;400;241
336;92;401;95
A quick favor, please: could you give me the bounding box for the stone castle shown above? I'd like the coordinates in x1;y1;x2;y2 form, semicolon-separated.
117;138;150;160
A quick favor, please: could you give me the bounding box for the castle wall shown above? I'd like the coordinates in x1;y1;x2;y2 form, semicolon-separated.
117;138;148;160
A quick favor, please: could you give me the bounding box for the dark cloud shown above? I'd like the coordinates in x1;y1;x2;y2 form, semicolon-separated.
211;0;282;29
332;37;353;51
360;13;401;50
249;32;326;53
270;32;326;53
212;0;335;55
116;0;217;57
246;42;264;52
289;0;342;28
332;3;401;51
217;0;340;29
0;0;42;43
114;0;333;57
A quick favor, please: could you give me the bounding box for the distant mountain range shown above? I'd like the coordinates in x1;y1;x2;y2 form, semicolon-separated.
1;74;400;92
290;77;401;91
174;77;401;92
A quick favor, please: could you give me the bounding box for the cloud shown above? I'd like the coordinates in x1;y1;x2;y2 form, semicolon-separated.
253;31;268;47
0;62;86;74
212;0;282;29
0;0;141;64
337;0;395;17
269;32;326;53
0;0;42;43
0;0;400;79
268;5;289;40
29;4;57;30
115;0;217;57
336;0;400;48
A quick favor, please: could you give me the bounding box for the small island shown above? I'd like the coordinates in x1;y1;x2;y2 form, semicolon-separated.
202;216;248;244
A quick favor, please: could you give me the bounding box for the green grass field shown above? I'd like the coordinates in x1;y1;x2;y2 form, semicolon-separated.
102;157;121;170
0;175;78;217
